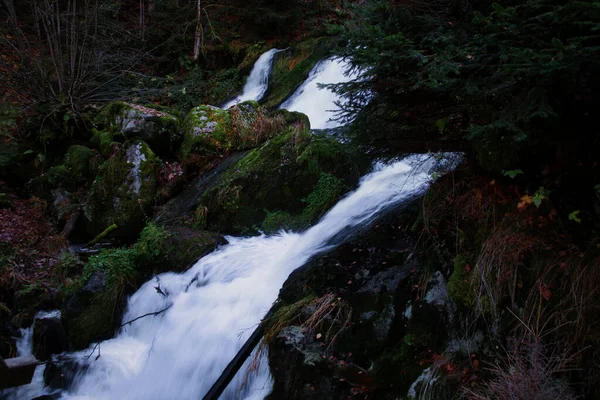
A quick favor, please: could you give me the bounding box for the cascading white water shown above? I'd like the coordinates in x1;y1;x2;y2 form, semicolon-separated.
0;311;60;400
0;55;451;400
11;155;440;400
223;49;281;109
280;58;360;129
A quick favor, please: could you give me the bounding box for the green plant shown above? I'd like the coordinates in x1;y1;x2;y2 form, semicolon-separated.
301;173;346;221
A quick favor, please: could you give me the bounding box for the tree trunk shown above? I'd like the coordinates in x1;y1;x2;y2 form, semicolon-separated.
192;0;202;60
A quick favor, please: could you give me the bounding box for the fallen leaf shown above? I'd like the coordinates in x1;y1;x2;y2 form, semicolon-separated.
518;195;533;210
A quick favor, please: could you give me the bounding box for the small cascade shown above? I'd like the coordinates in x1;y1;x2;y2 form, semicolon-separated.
223;49;282;109
280;58;360;129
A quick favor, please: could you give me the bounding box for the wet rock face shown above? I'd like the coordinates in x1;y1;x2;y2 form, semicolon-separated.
268;206;433;400
33;313;68;361
43;355;88;391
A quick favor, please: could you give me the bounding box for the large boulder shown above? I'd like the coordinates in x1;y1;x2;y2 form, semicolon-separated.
267;205;452;399
194;113;368;233
86;140;158;240
95;102;180;156
179;101;286;159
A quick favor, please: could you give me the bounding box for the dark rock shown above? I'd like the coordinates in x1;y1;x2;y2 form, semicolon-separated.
154;151;248;224
0;317;19;359
43;355;88;391
33;314;68;361
64;271;107;320
268;326;350;400
32;395;62;400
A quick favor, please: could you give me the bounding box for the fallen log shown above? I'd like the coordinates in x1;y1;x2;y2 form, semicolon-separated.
0;355;38;389
202;307;276;400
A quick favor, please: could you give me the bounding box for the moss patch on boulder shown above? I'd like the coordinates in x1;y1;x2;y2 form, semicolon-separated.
263;38;329;109
95;101;180;156
196;119;368;233
64;145;99;183
87;140;158;240
179;101;286;160
63;223;223;349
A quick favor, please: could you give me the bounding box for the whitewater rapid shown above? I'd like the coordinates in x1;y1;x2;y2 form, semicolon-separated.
280;58;359;129
223;49;281;109
0;50;450;400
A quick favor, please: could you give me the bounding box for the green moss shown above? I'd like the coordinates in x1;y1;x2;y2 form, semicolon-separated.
262;211;303;233
88;140;158;239
198;126;367;233
45;165;73;187
263;38;329;108
67;247;137;349
373;334;429;394
91;129;119;156
180;105;232;158
447;254;476;308
65;145;97;182
94;101;129;129
302;173;346;220
180;102;285;161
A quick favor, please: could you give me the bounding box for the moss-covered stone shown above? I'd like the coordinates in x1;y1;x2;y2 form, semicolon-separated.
64;145;98;182
63;223;224;349
95;101;180;156
263;38;329;109
179;101;286;160
180;105;232;158
135;223;226;273
87;140;158;241
90;129;119;156
63;248;136;349
196;124;368;233
447;254;476;308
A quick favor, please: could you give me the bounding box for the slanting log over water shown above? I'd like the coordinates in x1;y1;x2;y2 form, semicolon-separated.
202;308;275;400
0;355;37;389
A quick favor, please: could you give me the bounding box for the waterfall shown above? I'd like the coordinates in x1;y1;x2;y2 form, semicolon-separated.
280;58;360;130
1;312;58;399
0;49;454;400
223;49;281;109
10;154;443;400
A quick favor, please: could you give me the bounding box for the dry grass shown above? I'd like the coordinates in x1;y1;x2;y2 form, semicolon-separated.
472;222;549;320
247;293;352;377
465;332;577;400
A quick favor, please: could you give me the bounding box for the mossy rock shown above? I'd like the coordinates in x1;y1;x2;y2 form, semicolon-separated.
95;101;180;156
63;249;135;350
65;145;99;183
63;224;224;349
447;254;476;308
87;140;158;241
134;223;226;274
263;38;330;109
179;101;286;160
90;129;120;156
196;124;368;233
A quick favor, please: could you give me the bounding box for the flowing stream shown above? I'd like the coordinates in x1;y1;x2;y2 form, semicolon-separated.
60;156;436;400
280;58;360;129
2;50;448;400
222;49;281;109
